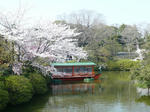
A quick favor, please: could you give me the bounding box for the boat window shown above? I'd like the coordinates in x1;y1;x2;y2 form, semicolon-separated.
87;67;92;73
56;68;63;72
80;67;86;73
74;67;92;74
74;67;80;73
82;67;92;73
63;67;72;73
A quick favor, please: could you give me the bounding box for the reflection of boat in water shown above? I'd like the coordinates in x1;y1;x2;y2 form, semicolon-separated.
50;62;101;81
51;81;101;95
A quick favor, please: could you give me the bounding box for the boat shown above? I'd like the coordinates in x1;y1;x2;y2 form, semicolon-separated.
50;62;101;81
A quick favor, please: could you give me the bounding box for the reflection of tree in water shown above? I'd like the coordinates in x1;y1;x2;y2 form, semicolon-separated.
3;92;51;112
99;71;137;104
136;95;150;106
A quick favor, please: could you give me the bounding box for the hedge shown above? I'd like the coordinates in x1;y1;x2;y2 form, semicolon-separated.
0;89;9;110
29;73;48;94
5;75;33;105
105;59;140;71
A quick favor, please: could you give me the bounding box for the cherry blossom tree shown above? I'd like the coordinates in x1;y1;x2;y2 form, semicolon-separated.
0;11;87;75
0;10;28;75
20;22;87;62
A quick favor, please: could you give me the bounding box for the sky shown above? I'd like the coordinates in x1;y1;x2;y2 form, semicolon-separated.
0;0;150;25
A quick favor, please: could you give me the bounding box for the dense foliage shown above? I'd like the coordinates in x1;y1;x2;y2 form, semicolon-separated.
0;37;12;76
130;51;150;89
130;62;150;89
0;37;11;65
5;75;33;105
0;70;49;110
0;77;9;110
105;59;140;71
0;89;9;110
29;73;48;94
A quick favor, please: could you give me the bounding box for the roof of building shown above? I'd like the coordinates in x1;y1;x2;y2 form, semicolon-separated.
51;62;96;66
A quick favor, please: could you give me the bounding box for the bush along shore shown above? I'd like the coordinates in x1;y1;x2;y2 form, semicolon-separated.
104;59;140;71
0;66;50;111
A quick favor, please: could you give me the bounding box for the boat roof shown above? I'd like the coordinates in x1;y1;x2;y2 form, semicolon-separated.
51;62;96;66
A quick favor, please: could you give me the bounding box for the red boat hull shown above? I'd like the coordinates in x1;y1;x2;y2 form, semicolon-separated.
52;74;101;81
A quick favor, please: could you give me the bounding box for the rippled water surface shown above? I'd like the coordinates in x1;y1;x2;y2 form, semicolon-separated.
4;72;150;112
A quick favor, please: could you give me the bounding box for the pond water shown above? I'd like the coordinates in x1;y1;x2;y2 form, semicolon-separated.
3;71;150;112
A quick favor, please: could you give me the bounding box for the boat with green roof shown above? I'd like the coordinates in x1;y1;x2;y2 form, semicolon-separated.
50;62;101;81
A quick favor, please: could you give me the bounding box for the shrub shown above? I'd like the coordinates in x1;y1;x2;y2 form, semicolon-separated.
0;76;9;110
105;59;140;71
0;81;5;90
5;75;33;105
2;66;14;75
131;65;150;89
29;73;48;94
44;75;51;85
0;89;9;110
22;64;36;77
105;61;120;71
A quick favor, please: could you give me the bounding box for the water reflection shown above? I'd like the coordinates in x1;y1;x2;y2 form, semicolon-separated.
136;88;150;106
4;72;150;112
136;96;150;106
3;92;52;112
51;81;101;95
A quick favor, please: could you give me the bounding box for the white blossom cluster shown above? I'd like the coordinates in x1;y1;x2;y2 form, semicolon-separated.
20;22;87;62
0;13;87;74
0;20;87;62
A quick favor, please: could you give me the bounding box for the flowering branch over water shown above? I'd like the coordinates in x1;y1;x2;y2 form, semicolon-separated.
0;11;87;75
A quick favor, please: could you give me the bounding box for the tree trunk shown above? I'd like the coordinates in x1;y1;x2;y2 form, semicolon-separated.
9;42;15;74
11;42;15;63
17;45;21;62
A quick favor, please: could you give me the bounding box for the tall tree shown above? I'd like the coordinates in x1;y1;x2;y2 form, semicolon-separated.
120;25;142;58
0;11;87;75
57;10;105;47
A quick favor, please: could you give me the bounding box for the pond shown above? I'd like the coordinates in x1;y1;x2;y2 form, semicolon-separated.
4;71;150;112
